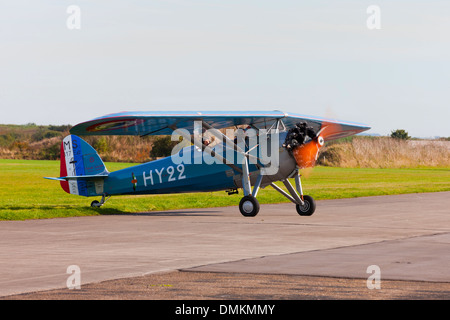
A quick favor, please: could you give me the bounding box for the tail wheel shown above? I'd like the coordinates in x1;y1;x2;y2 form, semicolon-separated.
296;195;316;216
91;200;101;208
239;195;260;217
90;194;110;208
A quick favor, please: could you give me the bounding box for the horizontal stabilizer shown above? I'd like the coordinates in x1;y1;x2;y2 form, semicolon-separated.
44;174;109;182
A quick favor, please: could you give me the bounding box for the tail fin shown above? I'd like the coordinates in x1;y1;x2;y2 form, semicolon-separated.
58;135;108;196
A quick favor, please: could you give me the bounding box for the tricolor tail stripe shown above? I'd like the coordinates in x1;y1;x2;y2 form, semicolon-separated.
60;135;88;196
59;139;70;194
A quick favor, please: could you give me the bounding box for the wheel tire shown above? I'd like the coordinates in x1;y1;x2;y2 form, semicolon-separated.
91;200;100;208
239;195;260;217
296;195;316;216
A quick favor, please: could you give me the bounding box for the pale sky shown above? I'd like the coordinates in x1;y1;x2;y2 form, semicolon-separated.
1;0;449;137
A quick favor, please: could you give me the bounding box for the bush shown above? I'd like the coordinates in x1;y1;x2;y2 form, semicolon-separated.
93;137;109;154
38;142;60;160
390;129;410;140
48;124;72;132
317;144;344;166
0;133;18;148
31;129;61;142
9;141;29;151
150;136;178;158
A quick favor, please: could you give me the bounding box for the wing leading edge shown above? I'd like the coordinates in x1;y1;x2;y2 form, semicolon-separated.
70;110;370;141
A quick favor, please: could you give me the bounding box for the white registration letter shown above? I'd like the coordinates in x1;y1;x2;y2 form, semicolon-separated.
143;170;154;186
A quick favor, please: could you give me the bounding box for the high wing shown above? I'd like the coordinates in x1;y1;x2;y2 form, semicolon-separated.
70;110;370;140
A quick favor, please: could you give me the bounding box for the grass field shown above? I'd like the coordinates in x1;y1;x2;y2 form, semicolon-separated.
0;159;449;220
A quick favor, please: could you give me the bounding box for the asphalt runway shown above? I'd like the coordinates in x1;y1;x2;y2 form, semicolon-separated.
1;192;449;299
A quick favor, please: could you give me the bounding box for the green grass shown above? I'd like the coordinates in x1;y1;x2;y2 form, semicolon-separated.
1;159;449;220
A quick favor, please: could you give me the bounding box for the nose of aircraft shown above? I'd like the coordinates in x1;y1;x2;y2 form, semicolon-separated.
292;136;324;169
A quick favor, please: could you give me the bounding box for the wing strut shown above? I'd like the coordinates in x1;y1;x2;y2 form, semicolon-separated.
200;121;267;198
201;121;261;164
172;121;274;201
170;123;243;174
173;121;266;199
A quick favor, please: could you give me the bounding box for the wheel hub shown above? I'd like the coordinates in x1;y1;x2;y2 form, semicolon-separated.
299;201;310;212
242;201;254;213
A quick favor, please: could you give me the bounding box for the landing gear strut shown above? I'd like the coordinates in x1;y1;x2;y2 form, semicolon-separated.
238;158;263;217
90;194;110;208
270;170;316;216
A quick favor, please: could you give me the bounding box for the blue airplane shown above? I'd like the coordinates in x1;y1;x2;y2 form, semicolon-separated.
45;111;370;217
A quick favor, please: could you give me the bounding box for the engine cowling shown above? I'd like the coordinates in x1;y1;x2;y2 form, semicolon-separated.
282;122;326;169
292;135;324;169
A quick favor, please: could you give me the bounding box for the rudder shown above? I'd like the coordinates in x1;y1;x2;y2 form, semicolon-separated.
60;135;108;195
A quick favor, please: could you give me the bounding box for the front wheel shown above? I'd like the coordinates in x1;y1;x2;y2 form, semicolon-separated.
239;195;260;217
296;195;316;216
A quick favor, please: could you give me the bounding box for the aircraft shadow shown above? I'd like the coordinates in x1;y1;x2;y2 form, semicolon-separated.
1;206;220;217
2;205;127;215
115;210;220;217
